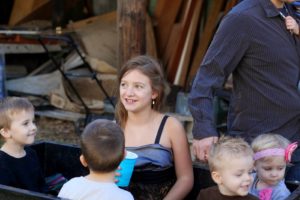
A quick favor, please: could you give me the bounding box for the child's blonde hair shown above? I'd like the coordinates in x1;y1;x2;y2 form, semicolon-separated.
0;97;34;130
208;135;253;172
251;133;290;162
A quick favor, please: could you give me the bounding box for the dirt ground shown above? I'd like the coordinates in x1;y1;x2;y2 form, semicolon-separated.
35;116;80;146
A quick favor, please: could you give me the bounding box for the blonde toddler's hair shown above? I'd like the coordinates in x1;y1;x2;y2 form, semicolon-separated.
251;133;290;162
208;135;253;172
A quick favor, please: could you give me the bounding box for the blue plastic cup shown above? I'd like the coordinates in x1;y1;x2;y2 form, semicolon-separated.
116;151;138;187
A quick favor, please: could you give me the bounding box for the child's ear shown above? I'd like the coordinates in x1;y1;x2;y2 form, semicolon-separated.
80;155;88;167
123;150;127;159
0;128;11;139
211;171;223;185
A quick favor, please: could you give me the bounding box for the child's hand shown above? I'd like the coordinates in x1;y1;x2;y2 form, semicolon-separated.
114;166;121;183
285;16;299;35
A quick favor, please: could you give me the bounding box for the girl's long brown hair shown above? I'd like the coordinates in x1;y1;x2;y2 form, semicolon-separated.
115;55;168;128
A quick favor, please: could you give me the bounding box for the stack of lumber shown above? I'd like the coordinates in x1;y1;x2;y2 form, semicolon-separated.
152;0;239;89
2;0;239;117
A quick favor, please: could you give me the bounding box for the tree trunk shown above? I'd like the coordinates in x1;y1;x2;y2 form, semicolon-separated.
117;0;147;69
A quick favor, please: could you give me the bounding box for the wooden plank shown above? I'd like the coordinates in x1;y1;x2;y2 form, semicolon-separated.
9;0;51;26
187;0;227;85
63;69;117;102
50;76;105;114
174;0;204;87
162;24;181;68
153;0;182;57
86;56;117;74
67;12;116;30
166;0;196;83
9;0;36;26
35;109;85;122
146;14;158;58
6;70;61;96
27;59;54;76
0;44;62;54
70;12;118;71
6;65;27;79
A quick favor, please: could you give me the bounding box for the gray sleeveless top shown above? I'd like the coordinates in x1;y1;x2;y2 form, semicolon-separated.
126;115;173;171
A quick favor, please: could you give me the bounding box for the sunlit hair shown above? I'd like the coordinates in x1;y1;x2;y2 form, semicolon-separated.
115;55;169;128
251;133;290;163
80;119;125;173
208;136;253;172
0;97;34;130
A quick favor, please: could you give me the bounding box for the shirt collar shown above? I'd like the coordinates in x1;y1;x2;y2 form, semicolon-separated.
258;0;281;18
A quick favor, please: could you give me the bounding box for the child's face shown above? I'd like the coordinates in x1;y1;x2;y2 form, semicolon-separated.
255;156;286;187
216;155;254;196
5;110;37;146
120;69;157;113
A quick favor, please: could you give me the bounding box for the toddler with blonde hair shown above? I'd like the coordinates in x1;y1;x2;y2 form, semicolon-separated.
197;136;258;200
250;133;298;200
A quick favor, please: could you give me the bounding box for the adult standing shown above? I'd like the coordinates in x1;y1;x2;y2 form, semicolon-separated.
188;0;300;182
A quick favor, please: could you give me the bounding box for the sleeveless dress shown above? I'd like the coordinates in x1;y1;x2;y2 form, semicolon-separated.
126;115;176;200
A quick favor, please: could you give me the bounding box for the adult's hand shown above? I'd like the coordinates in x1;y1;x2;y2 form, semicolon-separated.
285;16;299;35
192;136;218;162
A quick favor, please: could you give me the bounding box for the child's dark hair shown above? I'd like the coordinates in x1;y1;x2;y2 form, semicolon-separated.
0;97;34;129
80;119;125;173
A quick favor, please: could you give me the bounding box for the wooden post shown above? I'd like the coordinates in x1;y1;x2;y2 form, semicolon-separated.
117;0;147;69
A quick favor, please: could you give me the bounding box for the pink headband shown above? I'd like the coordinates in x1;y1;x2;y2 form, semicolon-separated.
253;142;298;162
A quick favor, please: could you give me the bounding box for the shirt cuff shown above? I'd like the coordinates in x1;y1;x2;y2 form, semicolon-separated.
192;120;219;140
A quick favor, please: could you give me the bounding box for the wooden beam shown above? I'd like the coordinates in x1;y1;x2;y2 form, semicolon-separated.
166;0;196;83
153;0;182;57
146;14;158;58
9;0;51;26
174;0;204;87
117;0;147;68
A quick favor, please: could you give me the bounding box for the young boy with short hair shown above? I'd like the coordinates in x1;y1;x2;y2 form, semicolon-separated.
197;136;259;200
0;97;45;192
58;119;134;200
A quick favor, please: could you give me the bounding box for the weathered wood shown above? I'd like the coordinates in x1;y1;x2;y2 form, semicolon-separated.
153;0;182;57
0;44;62;54
85;56;117;74
63;69;117;102
67;12;116;30
174;0;204;87
146;14;157;58
50;77;105;114
162;24;181;67
6;70;61;96
35;109;85;122
166;0;196;83
6;65;28;79
27;59;54;76
70;12;117;71
117;0;147;68
187;0;227;85
9;0;51;26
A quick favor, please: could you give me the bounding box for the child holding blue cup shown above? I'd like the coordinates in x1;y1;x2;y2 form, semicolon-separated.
116;151;138;187
58;119;134;200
